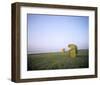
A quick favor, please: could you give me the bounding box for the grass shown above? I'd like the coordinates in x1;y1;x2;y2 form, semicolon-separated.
27;49;88;71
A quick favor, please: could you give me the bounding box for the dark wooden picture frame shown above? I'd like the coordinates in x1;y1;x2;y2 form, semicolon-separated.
12;2;97;83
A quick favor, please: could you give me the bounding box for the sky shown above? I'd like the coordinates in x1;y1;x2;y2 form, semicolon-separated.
27;14;89;54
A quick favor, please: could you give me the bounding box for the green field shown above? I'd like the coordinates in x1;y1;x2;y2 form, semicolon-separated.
27;49;88;70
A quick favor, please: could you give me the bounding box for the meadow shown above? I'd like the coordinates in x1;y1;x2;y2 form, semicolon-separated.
27;49;88;70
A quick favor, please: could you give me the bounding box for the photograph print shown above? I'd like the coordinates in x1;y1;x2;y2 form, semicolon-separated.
27;14;89;71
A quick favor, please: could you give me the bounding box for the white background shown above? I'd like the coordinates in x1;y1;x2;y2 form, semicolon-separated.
0;0;100;85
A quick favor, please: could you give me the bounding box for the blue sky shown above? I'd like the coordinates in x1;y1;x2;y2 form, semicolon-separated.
27;14;89;54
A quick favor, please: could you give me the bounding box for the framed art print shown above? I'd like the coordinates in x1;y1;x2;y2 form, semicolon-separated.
11;2;97;82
